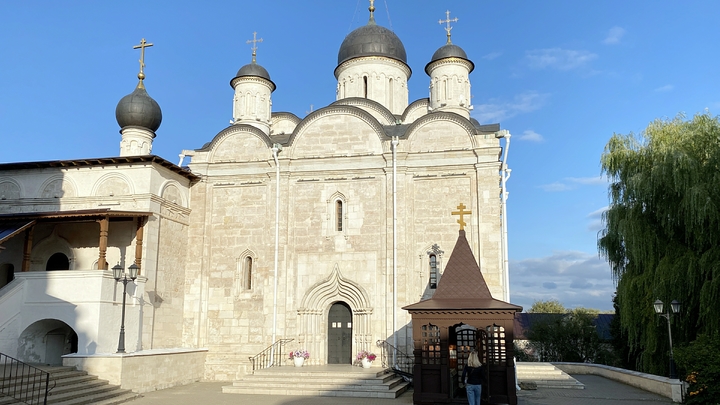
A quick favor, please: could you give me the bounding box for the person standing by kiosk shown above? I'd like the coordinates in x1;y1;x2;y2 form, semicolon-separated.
462;350;485;405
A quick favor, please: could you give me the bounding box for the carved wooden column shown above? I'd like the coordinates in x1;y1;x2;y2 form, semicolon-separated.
97;216;109;270
135;217;145;274
21;226;34;272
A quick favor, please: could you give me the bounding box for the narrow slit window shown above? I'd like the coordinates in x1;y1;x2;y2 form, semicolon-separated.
336;200;343;231
243;256;253;290
363;76;368;98
429;254;438;289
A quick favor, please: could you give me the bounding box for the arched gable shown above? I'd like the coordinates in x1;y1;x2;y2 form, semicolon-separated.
160;181;187;207
196;124;272;163
402;98;430;124
287;105;385;159
405;112;477;153
270;112;301;136
298;265;372;314
331;97;396;125
198;125;273;163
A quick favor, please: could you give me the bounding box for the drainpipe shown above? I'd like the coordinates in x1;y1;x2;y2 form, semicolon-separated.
391;136;399;368
496;130;511;302
271;143;282;363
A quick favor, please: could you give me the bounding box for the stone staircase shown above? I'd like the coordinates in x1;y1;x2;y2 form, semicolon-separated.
0;366;139;405
516;362;585;389
223;364;410;398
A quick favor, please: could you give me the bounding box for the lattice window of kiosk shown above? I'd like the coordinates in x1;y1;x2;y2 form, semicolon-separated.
455;326;477;383
486;324;507;365
421;324;441;365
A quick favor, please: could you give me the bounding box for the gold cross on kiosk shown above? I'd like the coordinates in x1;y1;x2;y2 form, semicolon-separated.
247;32;263;63
438;10;458;44
133;38;153;79
451;203;471;231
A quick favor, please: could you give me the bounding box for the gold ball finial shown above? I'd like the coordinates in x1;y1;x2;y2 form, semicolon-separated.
138;72;145;81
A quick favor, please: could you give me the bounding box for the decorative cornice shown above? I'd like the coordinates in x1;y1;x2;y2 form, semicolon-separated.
425;57;474;75
334;55;412;79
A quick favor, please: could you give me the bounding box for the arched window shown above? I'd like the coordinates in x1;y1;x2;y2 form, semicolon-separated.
388;78;394;107
363;76;368;98
336;200;343;231
429;254;438;288
243;256;253;290
46;253;69;271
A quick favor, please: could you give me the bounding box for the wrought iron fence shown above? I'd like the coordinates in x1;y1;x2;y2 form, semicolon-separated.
376;339;414;379
248;338;294;374
0;352;50;405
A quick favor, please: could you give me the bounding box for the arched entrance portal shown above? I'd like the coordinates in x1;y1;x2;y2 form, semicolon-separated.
327;302;352;364
18;319;78;365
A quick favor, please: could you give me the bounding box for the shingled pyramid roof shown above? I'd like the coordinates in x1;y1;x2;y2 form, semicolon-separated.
403;230;522;312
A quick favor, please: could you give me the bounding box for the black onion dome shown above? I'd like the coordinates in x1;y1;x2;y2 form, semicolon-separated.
115;84;162;132
337;24;407;67
231;62;276;91
425;43;475;75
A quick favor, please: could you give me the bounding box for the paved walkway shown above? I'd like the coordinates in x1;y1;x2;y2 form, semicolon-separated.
126;373;676;405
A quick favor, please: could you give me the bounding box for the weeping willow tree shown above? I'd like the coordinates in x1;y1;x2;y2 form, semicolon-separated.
599;112;720;375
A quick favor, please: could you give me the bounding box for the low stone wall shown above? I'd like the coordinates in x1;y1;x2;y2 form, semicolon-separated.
553;362;684;403
63;348;208;393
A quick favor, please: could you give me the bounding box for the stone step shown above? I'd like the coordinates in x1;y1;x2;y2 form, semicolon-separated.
224;366;411;398
515;362;585;390
0;367;139;405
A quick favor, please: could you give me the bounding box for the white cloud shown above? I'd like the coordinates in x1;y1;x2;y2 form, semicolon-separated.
473;91;549;124
510;251;615;311
483;51;502;60
518;130;544;142
525;48;598;70
538;176;608;192
603;26;626;44
587;206;609;232
655;84;674;92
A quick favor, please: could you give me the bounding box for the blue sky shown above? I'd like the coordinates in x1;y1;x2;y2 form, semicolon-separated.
2;1;719;312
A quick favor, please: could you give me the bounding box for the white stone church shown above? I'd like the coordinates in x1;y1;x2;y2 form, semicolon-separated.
0;3;509;388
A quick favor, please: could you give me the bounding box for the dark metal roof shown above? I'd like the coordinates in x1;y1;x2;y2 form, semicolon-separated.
231;62;276;91
404;230;522;312
0;155;199;182
425;43;475;75
115;83;162;132
337;23;407;66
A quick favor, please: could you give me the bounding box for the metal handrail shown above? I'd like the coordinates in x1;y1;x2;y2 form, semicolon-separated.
376;339;414;379
0;352;50;405
248;338;294;374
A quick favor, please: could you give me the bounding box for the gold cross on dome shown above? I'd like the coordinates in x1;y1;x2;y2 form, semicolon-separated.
132;38;153;78
247;32;263;63
451;203;472;231
438;10;458;44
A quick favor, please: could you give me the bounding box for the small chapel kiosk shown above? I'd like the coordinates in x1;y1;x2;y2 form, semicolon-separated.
403;204;522;405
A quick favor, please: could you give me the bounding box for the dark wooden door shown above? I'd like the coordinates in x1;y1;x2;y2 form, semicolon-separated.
327;302;352;364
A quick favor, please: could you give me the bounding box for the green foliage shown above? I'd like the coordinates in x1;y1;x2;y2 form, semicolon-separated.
528;299;566;313
526;309;613;363
599;113;720;375
674;334;720;404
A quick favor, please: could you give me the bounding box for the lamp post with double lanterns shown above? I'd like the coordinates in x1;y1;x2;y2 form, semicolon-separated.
653;299;681;379
112;262;138;354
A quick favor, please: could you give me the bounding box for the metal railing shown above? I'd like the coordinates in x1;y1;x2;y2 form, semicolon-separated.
248;338;294;374
0;352;50;405
376;340;414;380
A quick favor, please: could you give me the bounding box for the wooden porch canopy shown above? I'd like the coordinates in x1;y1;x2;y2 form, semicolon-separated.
0;209;151;273
403;229;522;405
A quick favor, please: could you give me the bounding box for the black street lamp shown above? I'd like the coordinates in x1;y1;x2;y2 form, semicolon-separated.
113;262;138;354
653;299;681;379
